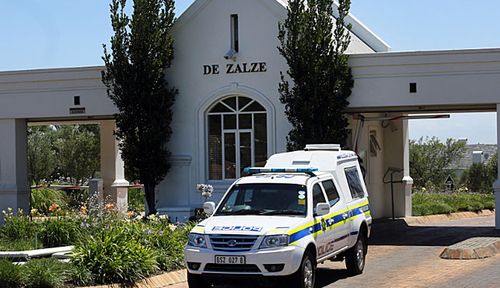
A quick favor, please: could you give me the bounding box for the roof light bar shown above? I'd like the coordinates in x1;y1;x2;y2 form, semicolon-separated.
243;167;319;174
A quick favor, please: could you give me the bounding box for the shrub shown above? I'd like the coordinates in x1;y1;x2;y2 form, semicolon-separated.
72;223;158;284
23;258;69;288
128;188;145;212
65;188;90;211
0;259;24;288
412;192;495;216
144;222;191;271
1;209;38;240
31;188;69;215
413;202;454;216
0;238;42;251
68;265;94;287
39;217;81;248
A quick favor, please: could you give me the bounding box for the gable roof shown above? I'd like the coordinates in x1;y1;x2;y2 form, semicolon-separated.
174;0;390;52
275;0;390;52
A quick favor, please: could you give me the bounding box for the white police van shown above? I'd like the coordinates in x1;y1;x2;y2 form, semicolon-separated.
185;145;372;288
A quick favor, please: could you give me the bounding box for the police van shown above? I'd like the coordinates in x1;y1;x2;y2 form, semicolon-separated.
185;144;372;288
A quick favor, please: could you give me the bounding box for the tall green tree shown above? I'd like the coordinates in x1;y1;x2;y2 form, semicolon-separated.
27;126;57;186
460;153;498;193
278;0;354;151
102;0;177;214
54;125;100;185
410;137;467;190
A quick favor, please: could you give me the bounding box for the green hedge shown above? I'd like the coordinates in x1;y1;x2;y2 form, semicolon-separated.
412;192;495;216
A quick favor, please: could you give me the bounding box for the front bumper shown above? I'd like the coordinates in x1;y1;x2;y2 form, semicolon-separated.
185;245;305;276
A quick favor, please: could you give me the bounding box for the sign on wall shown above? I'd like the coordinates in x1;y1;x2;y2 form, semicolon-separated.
203;62;267;75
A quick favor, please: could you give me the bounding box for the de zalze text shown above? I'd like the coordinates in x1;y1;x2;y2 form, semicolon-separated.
203;62;267;75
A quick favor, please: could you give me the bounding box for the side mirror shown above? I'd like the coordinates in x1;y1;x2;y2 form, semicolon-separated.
203;202;216;216
315;203;330;216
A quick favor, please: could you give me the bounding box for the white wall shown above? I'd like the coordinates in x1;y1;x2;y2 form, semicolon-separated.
0;67;115;120
158;0;381;219
349;49;500;112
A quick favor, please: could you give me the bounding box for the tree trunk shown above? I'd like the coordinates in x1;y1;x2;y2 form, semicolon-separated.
144;182;157;215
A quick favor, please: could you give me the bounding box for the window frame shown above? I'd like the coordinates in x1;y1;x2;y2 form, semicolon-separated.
344;166;365;200
230;14;239;52
321;179;341;207
206;96;267;180
312;182;328;215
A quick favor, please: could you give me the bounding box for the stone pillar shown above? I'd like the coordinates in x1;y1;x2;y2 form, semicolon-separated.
88;178;104;210
100;120;129;213
493;104;500;230
0;119;29;223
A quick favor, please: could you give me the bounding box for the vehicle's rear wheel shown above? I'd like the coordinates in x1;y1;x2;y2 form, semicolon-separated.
187;272;210;288
345;233;367;275
287;250;316;288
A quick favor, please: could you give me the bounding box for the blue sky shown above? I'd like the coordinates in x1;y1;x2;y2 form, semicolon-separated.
0;0;499;143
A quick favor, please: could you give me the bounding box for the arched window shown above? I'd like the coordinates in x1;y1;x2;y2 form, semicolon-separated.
207;96;267;180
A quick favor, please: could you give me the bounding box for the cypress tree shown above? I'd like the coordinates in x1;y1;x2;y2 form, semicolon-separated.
278;0;354;151
102;0;177;214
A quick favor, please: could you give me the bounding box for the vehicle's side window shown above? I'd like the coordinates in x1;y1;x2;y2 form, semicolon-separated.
312;183;327;214
322;180;340;207
345;167;365;199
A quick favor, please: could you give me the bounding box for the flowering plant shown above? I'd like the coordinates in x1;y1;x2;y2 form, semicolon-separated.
197;184;214;202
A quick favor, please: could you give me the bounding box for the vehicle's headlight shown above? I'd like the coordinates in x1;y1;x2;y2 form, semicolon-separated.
259;235;289;249
188;233;207;248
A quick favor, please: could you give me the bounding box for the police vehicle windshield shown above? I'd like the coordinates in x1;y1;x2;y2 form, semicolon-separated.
214;184;307;217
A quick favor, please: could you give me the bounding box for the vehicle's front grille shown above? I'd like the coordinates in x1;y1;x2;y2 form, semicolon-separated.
209;235;259;251
204;264;261;273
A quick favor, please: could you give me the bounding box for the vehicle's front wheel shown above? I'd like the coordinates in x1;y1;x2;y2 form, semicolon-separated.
287;250;316;288
187;272;210;288
345;233;367;275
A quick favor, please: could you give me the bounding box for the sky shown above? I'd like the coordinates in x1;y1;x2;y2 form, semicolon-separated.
1;0;499;143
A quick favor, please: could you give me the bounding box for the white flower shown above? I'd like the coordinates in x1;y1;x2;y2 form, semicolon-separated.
168;224;177;231
197;184;214;200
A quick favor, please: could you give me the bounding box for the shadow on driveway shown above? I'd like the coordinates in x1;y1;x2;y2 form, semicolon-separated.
315;267;351;287
368;218;500;247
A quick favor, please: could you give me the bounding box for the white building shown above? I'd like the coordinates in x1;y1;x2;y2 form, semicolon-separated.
0;0;499;228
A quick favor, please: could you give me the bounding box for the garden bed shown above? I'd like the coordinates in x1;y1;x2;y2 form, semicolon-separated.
412;192;495;216
0;209;193;287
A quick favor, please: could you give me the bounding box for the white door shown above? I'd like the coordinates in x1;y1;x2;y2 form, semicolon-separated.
321;179;350;252
311;182;332;258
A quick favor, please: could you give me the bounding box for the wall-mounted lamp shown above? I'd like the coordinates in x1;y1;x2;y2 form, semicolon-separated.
224;48;237;61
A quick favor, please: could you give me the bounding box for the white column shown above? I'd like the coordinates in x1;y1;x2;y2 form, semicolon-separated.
100;120;129;213
382;115;413;218
493;105;500;230
0;119;29;223
401;118;414;217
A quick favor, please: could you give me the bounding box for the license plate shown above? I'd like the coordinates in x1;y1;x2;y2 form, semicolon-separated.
214;255;246;264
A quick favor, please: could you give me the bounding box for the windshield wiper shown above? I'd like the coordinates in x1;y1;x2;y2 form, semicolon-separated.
261;210;304;216
217;209;266;216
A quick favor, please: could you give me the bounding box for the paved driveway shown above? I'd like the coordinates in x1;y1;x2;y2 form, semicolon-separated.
171;215;500;288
